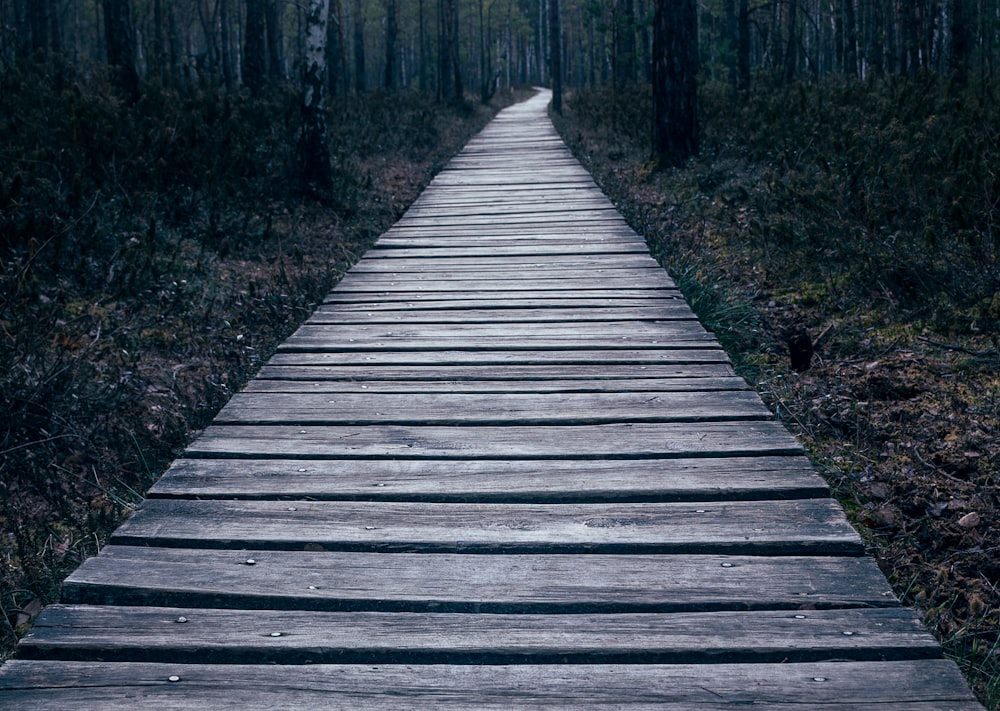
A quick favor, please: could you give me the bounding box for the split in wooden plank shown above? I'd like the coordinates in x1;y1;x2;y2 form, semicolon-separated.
62;547;897;613
19;605;940;666
148;456;828;503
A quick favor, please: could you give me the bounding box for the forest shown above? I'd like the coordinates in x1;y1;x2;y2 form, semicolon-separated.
1;0;999;707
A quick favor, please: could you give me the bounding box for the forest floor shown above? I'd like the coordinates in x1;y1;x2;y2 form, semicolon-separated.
554;82;999;708
1;70;518;660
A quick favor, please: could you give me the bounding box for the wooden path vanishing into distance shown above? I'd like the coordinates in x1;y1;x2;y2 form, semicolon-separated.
0;91;984;709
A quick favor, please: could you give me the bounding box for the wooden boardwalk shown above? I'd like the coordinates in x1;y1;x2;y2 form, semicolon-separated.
0;91;983;709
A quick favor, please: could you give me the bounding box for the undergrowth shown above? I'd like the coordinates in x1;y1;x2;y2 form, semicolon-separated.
0;57;510;656
556;78;1000;708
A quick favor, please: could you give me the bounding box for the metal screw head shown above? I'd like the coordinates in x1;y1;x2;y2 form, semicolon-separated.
720;562;734;568
245;558;257;566
168;676;181;683
270;632;282;637
175;616;189;624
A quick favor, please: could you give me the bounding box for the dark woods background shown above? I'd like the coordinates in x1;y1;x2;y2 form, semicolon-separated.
1;0;999;706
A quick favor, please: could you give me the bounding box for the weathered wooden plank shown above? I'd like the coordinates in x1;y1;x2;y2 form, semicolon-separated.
148;456;828;502
334;271;675;287
62;547;895;612
244;376;748;393
110;499;862;555
214;390;771;426
319;297;685;310
307;307;697;324
19;606;940;665
351;258;661;272
185;422;805;460
323;291;685;305
253;364;736;383
265;349;731;366
368;242;649;259
0;660;982;709
281;322;713;348
329;278;679;293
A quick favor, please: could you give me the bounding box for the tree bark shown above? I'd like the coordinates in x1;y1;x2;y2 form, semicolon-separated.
103;0;140;102
652;0;698;169
949;0;971;86
737;0;750;94
301;0;331;188
384;0;397;89
264;0;284;79
353;0;366;91
550;0;562;113
244;0;267;93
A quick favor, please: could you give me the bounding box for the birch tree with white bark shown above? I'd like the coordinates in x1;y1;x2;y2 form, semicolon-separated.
300;0;332;188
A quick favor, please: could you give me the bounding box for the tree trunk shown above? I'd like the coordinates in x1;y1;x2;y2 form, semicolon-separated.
300;0;331;188
737;0;750;94
328;0;345;94
103;0;140;102
652;0;698;169
264;0;284;79
244;0;267;92
949;0;970;86
617;0;636;85
353;0;366;91
384;0;397;89
220;0;234;88
550;0;562;113
452;0;463;100
418;0;427;91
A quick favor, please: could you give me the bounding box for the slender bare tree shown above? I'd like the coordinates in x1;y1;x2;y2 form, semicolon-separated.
300;0;331;187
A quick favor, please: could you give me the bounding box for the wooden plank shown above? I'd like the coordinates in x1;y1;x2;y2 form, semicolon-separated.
329;278;679;293
253;364;737;383
353;252;659;265
280;322;714;349
148;456;829;502
110;499;862;556
19;606;940;665
307;307;697;324
213;390;772;426
336;267;665;280
244;376;748;394
61;547;895;612
319;297;686;309
264;349;731;366
185;422;805;460
0;660;982;709
323;292;686;305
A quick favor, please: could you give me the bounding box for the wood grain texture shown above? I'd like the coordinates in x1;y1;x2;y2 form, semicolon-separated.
62;547;895;612
185;421;805;459
110;499;862;555
213;390;772;425
19;605;939;665
0;660;982;709
147;456;829;502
